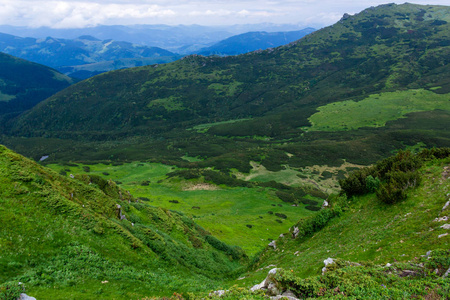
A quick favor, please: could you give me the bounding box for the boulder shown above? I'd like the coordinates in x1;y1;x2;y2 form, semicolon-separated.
440;224;450;229
251;268;280;295
322;257;335;275
271;289;299;300
20;294;36;300
268;240;276;250
292;227;300;239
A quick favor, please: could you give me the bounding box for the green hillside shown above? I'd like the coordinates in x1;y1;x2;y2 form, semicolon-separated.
3;3;449;176
214;149;450;299
0;52;73;125
0;145;246;299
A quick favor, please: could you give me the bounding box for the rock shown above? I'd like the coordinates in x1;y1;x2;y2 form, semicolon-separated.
442;201;450;212
443;266;450;278
268;240;276;250
70;174;75;178
434;216;448;222
385;263;392;267
251;268;281;296
438;233;448;238
20;294;36;300
279;234;284;238
322;257;335;275
322;200;329;208
440;224;450;229
271;289;299;300
292;226;300;239
209;290;227;296
39;155;49;161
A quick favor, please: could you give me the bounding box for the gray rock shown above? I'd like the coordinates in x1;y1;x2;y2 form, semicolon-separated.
440;224;450;229
434;216;448;222
322;200;329;208
39;155;49;162
20;294;36;300
292;226;300;239
322;257;335;275
209;290;227;297
385;263;392;267
442;201;450;212
268;240;276;250
443;266;450;278
438;233;448;238
251;268;279;292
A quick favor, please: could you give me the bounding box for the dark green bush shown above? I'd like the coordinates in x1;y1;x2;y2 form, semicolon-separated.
0;282;24;300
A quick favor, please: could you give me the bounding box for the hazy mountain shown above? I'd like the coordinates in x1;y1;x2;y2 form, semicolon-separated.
197;28;315;56
0;23;314;53
0;33;179;78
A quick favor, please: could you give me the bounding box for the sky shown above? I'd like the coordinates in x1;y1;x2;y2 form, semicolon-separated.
0;0;448;28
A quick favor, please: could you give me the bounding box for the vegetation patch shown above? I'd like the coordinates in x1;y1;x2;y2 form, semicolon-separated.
306;89;450;131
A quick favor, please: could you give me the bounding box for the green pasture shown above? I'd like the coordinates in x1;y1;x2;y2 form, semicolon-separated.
47;162;316;256
306;89;450;131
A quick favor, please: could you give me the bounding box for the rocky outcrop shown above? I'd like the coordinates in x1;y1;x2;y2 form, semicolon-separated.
20;294;36;300
251;268;299;300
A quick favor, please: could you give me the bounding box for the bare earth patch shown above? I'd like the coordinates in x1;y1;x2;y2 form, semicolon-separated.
183;183;220;191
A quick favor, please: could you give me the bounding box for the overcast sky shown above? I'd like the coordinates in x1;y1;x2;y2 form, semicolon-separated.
0;0;448;28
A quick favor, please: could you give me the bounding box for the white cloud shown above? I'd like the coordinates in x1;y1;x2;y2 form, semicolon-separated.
0;0;448;27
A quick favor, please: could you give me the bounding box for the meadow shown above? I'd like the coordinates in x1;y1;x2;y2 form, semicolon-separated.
47;162;318;256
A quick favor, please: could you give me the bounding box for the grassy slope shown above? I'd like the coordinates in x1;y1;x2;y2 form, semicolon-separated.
233;156;450;295
307;89;450;131
0;145;247;299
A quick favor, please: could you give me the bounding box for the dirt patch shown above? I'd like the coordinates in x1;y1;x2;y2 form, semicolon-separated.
183;183;219;191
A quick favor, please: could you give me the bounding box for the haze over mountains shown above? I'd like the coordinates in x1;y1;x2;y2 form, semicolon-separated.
0;25;316;78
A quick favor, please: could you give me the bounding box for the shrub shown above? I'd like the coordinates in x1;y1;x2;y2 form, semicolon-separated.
0;282;24;300
365;175;380;193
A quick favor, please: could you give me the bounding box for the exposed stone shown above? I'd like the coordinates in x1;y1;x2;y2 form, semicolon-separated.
442;201;450;212
440;224;450;230
39;155;49;161
271;289;299;300
443;266;450;278
322;200;329;208
292;226;300;239
268;240;277;250
20;294;36;300
434;216;448;222
322;257;335;275
70;174;75;178
279;234;284;238
209;290;227;297
251;268;281;296
438;233;448;238
385;263;392;267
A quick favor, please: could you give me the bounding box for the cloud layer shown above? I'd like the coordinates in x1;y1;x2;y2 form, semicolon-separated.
0;0;448;28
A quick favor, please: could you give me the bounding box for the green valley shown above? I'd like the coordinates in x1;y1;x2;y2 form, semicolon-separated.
0;2;450;299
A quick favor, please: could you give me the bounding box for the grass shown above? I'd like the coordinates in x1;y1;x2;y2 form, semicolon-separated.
306;89;450;131
47;162;317;256
234;156;450;290
0;145;247;299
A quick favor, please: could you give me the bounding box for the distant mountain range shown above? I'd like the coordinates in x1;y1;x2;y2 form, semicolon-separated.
0;33;179;79
0;23;316;53
0;26;316;78
197;28;315;56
